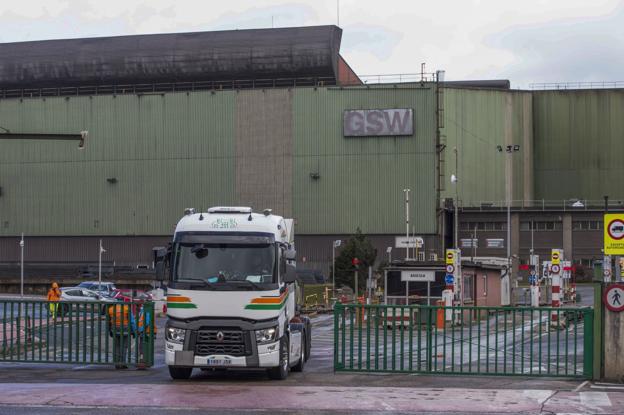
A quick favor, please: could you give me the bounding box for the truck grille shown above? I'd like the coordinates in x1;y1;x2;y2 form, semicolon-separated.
195;329;248;357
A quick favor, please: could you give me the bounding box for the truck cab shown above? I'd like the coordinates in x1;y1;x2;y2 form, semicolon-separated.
156;207;310;380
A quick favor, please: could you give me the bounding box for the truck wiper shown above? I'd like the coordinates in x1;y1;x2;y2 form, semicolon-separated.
233;280;264;290
187;279;217;290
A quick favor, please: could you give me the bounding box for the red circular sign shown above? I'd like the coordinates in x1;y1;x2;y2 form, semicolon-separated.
607;219;624;240
551;264;561;274
604;284;624;312
352;258;360;266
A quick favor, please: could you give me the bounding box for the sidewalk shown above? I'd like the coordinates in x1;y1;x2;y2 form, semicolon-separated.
0;383;622;413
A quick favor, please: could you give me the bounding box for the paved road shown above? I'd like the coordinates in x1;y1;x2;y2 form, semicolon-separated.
2;286;619;414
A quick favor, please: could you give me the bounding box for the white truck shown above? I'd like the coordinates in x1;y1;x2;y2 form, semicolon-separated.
155;207;310;380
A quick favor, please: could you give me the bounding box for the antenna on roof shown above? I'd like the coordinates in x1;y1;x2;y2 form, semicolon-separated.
337;0;340;27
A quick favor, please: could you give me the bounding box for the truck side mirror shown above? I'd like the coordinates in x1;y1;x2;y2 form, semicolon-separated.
155;260;165;281
283;263;297;283
284;249;296;261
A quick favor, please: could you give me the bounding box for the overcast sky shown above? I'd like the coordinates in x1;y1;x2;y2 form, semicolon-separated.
1;0;622;88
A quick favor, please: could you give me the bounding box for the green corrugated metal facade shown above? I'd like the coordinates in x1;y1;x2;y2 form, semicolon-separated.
440;87;533;205
293;86;436;234
2;85;623;239
532;90;624;201
0;85;438;236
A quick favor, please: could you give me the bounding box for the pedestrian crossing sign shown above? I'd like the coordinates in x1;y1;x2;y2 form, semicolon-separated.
604;284;624;312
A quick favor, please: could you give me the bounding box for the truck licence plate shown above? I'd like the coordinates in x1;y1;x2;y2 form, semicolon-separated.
207;358;232;366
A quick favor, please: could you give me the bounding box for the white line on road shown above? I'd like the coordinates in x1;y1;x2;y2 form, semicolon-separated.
573;380;589;392
579;391;611;409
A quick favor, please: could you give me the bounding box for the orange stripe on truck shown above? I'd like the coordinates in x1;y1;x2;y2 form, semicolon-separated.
250;290;287;304
167;296;192;303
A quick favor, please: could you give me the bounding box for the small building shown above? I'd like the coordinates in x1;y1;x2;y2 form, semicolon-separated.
383;260;504;307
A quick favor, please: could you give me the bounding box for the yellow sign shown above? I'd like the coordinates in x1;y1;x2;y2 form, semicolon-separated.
551;249;561;265
604;213;624;255
445;249;455;265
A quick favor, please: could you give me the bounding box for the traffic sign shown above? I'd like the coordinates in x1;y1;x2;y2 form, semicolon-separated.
605;214;624;255
445;249;455;265
446;264;455;274
604;269;612;277
551;249;561;265
528;275;536;284
604;284;624;312
445;274;454;285
551;264;561;274
530;269;536;276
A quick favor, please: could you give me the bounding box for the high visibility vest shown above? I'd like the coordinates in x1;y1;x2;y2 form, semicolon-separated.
135;307;157;335
108;304;131;329
47;288;61;302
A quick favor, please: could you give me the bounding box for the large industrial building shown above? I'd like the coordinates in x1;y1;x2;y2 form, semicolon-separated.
0;25;622;278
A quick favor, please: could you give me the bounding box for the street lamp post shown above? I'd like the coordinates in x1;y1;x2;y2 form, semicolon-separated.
403;189;410;260
19;233;24;298
451;147;462;305
497;144;520;304
98;240;106;289
332;239;341;294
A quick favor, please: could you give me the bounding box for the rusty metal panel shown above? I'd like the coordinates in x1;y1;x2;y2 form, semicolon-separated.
0;26;342;88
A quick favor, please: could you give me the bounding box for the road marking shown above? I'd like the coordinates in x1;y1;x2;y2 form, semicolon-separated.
573;380;589;392
580;391;611;409
589;384;624;390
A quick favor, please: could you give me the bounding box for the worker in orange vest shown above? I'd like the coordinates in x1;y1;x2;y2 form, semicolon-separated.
47;282;61;319
107;303;134;369
133;302;157;369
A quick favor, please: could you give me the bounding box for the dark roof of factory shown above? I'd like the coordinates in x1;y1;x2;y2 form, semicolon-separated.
0;25;343;90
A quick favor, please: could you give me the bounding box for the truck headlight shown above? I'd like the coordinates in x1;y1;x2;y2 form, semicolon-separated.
255;326;278;344
166;327;186;344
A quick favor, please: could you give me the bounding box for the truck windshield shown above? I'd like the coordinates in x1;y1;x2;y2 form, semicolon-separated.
173;243;277;286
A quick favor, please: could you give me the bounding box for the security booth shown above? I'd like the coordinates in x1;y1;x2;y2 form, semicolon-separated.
383;260;504;324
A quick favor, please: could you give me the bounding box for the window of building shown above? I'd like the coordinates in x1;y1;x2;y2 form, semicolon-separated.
463;275;474;301
461;238;478;248
486;238;505;248
572;220;603;231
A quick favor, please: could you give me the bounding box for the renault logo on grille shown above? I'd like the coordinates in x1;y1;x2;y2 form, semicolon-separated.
216;331;225;342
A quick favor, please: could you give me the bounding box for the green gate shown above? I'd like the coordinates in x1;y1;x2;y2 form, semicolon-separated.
1;299;155;367
334;304;593;378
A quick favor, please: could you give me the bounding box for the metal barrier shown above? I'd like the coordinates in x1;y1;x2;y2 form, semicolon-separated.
334;304;593;378
0;299;155;367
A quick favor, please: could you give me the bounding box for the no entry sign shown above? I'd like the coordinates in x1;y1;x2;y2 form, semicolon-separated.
604;284;624;312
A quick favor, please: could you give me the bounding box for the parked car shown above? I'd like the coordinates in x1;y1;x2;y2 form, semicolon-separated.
111;289;152;302
59;287;117;315
77;281;117;296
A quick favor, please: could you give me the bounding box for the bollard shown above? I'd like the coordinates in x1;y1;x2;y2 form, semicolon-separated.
435;300;445;329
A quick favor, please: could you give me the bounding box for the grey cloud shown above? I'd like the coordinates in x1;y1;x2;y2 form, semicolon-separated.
341;24;403;61
209;3;318;31
485;6;624;87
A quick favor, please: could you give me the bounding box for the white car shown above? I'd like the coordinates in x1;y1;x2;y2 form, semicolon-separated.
59;287;116;315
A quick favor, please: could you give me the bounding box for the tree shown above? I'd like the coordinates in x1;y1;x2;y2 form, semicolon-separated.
334;228;377;295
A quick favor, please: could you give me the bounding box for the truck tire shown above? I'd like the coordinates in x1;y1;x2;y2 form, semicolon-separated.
168;366;193;380
291;331;305;372
267;336;289;380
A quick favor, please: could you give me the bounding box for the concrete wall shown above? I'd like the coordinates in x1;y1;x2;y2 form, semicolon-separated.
604;284;624;382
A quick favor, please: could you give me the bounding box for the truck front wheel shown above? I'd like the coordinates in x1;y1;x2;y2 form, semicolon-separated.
168;366;193;380
291;331;305;372
267;336;289;380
